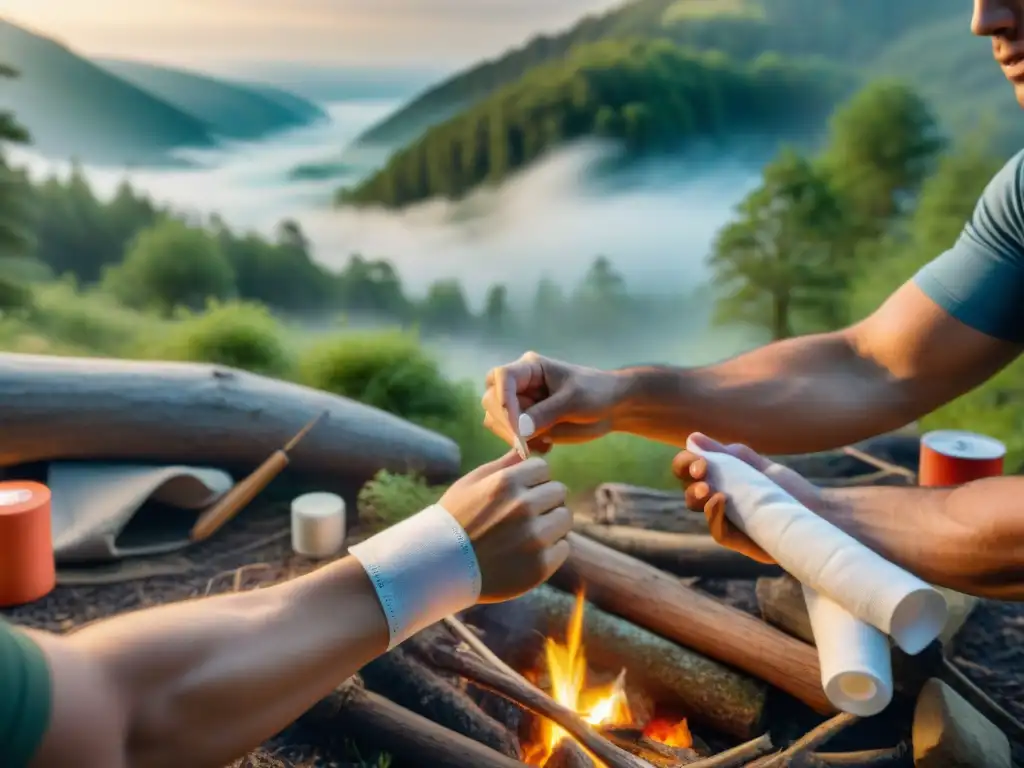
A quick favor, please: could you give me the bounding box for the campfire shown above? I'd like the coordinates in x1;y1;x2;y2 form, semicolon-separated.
524;590;692;766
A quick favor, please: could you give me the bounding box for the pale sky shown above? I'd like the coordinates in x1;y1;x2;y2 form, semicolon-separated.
0;0;625;69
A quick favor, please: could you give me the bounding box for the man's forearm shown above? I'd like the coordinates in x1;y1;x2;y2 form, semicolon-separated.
609;331;919;453
36;556;388;768
818;479;1024;599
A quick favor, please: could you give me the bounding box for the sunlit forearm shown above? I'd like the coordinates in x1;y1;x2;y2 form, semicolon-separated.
63;557;387;768
820;478;1024;599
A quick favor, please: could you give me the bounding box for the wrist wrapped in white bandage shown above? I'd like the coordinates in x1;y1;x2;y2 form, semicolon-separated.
349;504;481;648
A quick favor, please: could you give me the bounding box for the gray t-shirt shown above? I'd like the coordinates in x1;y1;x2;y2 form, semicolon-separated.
914;149;1024;342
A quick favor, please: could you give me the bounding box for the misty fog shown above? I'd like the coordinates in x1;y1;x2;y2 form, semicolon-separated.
9;97;769;382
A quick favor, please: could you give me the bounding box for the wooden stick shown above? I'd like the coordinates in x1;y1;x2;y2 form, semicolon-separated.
553;534;833;714
574;524;782;579
681;734;775;768
299;677;529;768
468;585;768;739
805;743;909;767
443;615;529;685
937;657;1024;744
546;739;597;768
758;714;859;768
191;410;328;541
420;641;657;768
359;646;521;757
599;728;699;767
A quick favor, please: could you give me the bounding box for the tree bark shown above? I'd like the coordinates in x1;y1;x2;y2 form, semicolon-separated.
359;647;520;757
553;534;833;715
0;352;460;487
575;523;782;579
467;584;768;740
300;677;528;768
592;484;708;533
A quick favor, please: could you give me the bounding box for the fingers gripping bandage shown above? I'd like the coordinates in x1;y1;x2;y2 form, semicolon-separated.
349;504;482;649
687;439;947;656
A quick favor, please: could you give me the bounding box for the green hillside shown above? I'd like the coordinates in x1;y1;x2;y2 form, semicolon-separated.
0;19;215;165
98;59;328;141
339;40;850;209
352;0;964;150
869;17;1020;149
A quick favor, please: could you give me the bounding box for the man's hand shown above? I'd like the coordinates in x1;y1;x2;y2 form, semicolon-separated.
672;432;825;565
481;351;624;454
440;450;572;602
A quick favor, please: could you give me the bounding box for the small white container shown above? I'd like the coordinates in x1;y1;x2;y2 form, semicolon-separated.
291;492;346;558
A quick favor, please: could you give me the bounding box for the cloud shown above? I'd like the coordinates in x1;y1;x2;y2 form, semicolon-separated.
2;0;625;67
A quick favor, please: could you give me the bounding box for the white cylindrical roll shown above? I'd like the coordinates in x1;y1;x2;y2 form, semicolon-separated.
803;585;893;716
688;440;948;654
291;492;346;558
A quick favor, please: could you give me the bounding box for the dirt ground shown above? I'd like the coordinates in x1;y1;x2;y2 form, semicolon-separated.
4;498;1024;767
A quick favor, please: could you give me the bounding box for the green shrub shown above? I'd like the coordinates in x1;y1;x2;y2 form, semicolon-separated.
357;470;446;527
104;218;235;316
546;434;681;493
298;330;462;421
150;301;292;377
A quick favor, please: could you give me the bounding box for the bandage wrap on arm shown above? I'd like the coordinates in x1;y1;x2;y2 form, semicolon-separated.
349;504;482;648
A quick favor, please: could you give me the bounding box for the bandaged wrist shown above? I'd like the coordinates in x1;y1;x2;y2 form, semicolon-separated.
349;504;481;648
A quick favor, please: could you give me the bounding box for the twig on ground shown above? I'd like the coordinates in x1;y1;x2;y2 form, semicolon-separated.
804;743;908;767
755;713;859;768
939;657;1024;744
443;616;530;685
682;734;774;768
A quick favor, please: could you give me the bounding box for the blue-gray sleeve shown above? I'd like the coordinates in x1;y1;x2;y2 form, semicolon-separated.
913;149;1024;343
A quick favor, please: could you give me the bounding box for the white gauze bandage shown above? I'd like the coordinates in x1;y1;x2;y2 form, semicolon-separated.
803;585;893;716
349;504;482;649
687;438;947;654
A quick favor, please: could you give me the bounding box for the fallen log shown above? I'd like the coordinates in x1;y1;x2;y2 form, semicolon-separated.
467;584;768;740
552;533;833;714
300;676;528;768
575;523;782;579
546;739;597;768
593;484;707;533
912;678;1011;768
359;647;520;757
0;353;461;487
418;641;657;768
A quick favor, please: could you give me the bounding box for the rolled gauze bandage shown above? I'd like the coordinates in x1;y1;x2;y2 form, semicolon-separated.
803;585;893;716
349;504;481;649
291;492;347;558
688;439;947;654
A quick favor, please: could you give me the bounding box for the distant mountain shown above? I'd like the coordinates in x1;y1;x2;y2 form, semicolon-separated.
98;59;328;141
351;0;969;152
0;19;215;166
339;40;851;209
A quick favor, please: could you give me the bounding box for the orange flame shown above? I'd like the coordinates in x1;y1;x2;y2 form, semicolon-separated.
524;591;695;766
525;591;633;765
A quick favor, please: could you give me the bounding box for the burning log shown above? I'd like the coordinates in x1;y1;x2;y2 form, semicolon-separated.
300;676;528;768
573;523;782;579
912;678;1011;768
545;740;597;768
600;727;702;767
552;534;833;714
417;640;658;768
467;585;768;739
592;484;707;533
359;647;521;758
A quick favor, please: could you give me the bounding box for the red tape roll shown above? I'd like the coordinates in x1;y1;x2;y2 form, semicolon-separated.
0;481;55;607
918;430;1005;487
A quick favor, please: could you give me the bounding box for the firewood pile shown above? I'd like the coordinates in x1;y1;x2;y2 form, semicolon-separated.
297;434;1019;768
